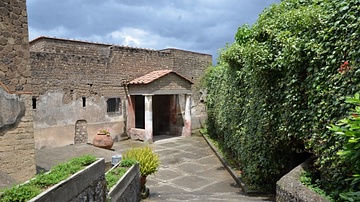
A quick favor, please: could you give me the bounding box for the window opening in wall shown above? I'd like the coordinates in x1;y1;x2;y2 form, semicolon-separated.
32;97;37;109
82;97;86;107
107;98;121;115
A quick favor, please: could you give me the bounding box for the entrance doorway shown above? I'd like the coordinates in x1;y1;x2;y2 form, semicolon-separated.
153;95;171;135
134;95;145;129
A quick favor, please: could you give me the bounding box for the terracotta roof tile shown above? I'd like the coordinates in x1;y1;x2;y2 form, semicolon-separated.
129;70;193;85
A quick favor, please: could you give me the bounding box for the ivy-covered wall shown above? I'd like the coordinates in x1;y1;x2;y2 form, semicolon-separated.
204;0;360;198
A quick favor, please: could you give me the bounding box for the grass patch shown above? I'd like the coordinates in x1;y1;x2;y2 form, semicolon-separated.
0;155;97;202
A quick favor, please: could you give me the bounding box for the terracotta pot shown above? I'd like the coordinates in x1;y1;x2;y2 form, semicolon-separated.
93;133;114;149
140;176;147;187
140;176;149;199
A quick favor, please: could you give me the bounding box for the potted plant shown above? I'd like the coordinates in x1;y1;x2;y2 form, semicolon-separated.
122;146;160;199
93;128;114;149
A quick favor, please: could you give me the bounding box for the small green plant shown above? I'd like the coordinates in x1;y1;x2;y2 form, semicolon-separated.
122;146;160;177
98;128;110;135
120;159;137;167
0;155;96;202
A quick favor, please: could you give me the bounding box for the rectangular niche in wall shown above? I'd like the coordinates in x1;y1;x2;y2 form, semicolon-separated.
75;120;88;144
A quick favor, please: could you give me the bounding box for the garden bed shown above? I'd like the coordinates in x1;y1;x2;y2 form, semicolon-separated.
0;155;106;202
106;162;140;202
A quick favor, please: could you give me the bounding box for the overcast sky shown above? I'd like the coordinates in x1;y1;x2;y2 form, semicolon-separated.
26;0;280;64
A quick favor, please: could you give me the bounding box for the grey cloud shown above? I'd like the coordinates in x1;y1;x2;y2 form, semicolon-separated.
27;0;280;63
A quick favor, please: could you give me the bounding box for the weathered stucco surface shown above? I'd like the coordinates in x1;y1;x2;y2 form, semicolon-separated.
34;91;124;149
0;88;25;128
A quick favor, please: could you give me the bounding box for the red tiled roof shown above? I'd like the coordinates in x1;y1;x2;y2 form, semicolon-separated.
128;70;193;85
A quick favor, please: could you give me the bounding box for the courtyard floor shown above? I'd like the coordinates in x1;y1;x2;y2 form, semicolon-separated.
36;132;275;202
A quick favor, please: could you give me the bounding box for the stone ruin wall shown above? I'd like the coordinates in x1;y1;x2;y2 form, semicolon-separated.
31;38;211;125
30;37;112;56
0;0;36;187
30;37;212;109
30;38;212;89
30;38;212;143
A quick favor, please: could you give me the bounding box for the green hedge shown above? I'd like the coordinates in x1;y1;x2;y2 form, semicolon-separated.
204;0;360;198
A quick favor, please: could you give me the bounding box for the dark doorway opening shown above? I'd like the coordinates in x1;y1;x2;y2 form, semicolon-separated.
153;95;171;135
135;95;145;129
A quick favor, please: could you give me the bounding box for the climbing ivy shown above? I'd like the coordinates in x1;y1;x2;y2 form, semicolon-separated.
204;0;360;198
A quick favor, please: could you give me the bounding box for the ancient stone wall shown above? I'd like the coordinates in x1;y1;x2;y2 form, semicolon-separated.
30;37;212;148
0;0;36;187
108;46;174;83
169;48;212;84
30;37;211;87
30;51;117;98
30;37;111;56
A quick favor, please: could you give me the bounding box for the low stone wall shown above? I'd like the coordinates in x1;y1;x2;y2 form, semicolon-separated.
29;158;106;202
129;128;145;141
107;163;141;202
276;160;329;202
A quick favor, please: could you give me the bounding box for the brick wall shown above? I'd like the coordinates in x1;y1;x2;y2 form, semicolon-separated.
0;0;36;187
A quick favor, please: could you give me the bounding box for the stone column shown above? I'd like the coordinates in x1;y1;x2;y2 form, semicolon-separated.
183;93;192;137
144;94;153;143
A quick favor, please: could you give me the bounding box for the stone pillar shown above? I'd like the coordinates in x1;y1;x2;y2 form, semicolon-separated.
144;94;153;143
0;0;36;187
183;94;192;137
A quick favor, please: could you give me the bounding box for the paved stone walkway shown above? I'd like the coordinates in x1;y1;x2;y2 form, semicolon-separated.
36;133;274;202
143;134;274;202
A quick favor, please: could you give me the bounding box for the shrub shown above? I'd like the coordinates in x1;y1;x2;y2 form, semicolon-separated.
122;146;160;177
204;0;360;197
